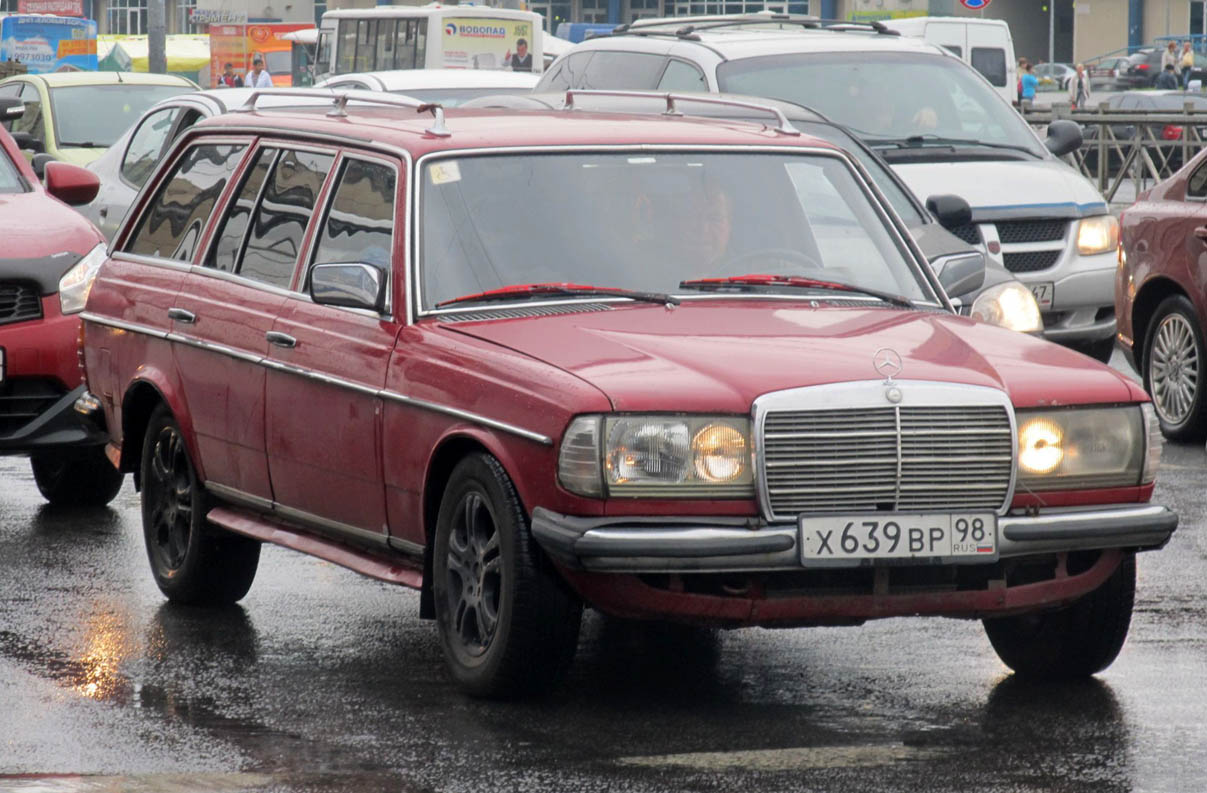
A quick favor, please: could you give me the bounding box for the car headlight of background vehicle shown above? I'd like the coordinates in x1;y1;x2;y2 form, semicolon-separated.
58;243;107;315
1077;215;1120;256
970;282;1043;333
558;415;755;498
1016;404;1158;491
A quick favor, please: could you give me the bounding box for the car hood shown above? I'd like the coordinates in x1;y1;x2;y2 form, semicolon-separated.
891;159;1109;221
54;147;107;167
0;190;104;294
442;302;1144;412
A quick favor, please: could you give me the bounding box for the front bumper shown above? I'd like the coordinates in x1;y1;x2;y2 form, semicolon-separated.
531;504;1177;573
0;383;108;454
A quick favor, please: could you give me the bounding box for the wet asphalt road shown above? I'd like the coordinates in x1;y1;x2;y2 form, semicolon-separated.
1;357;1205;793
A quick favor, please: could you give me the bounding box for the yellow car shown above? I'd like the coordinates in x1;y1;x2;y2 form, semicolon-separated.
0;71;196;167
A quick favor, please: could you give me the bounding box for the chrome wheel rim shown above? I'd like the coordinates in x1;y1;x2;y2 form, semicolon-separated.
444;492;502;658
1150;313;1200;425
146;426;194;571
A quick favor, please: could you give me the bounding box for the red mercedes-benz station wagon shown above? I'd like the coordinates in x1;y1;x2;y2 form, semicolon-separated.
79;90;1176;696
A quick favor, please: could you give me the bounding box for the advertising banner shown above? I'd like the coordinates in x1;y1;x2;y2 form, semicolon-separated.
209;23;312;87
0;15;98;74
441;16;535;71
17;0;85;16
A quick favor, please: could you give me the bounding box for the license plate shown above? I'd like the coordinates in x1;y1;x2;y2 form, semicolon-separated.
1030;282;1054;308
799;513;997;565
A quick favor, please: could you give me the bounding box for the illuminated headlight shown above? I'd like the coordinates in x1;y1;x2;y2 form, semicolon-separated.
557;415;754;498
1077;215;1119;255
970;282;1043;333
1016;406;1151;491
57;243;107;315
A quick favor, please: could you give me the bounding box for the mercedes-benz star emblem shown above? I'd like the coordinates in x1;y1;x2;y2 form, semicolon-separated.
874;347;903;382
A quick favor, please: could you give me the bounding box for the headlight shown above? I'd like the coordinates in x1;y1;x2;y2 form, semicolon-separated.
970;282;1043;333
1016;406;1150;491
1077;215;1119;255
58;243;107;314
557;415;754;498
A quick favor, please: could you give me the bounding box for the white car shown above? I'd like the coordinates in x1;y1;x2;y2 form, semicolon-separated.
315;68;539;104
537;15;1118;361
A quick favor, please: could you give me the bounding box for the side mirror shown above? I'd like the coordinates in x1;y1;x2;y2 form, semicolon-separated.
925;194;973;230
0;97;23;122
934;252;986;298
309;262;387;312
1045;119;1083;157
31;152;55;179
10;130;43;154
44;161;100;206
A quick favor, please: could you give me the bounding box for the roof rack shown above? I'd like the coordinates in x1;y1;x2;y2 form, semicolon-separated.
614;13;898;37
232;88;451;137
562;89;801;136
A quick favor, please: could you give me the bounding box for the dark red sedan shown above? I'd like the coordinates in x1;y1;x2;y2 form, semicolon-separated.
1117;154;1207;440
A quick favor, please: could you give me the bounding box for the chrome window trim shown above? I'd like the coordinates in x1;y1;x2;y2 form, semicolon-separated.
378;389;553;445
201;144;281;280
410;144;945;319
186;261;297;299
168;330;264;364
110;252;194;273
80;312;169;339
751;380;1018;521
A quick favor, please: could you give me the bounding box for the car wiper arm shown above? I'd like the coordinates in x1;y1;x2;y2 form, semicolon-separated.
678;274;915;308
435;282;680;308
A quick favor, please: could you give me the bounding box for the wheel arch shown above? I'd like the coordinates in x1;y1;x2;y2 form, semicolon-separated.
119;375;200;487
1132;276;1191;372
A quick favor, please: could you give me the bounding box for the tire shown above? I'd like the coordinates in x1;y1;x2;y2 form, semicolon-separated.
30;447;124;507
983;554;1135;679
433;453;582;698
1142;295;1207;440
140;406;260;605
1070;335;1116;364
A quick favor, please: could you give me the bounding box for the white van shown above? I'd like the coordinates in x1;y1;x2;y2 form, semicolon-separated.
884;17;1017;105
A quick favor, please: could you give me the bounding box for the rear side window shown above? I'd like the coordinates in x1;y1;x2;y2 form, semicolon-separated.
121;106;181;188
239;149;335;289
940;44;962;57
125;143;247;261
309;158;397;284
971;47;1007;87
658;59;707;91
538;51;594;91
1188;160;1207;199
581;51;667;89
206;147;278;273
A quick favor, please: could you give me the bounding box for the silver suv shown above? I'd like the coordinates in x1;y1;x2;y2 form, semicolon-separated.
537;15;1117;361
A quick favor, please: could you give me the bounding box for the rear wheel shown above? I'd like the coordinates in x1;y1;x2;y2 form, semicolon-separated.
30;447;124;507
983;554;1135;678
433;453;582;698
140;406;260;605
1143;295;1207;440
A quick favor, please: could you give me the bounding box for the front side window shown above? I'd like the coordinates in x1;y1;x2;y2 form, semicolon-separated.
309;158;397;285
1187;160;1207;199
239;149;335;289
126;143;247;261
5;83;43;146
121;106;181;188
419;151;932;310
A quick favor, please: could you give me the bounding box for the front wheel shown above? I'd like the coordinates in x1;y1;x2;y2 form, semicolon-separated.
433;453;582;698
983;554;1135;679
1143;295;1207;440
140;406;260;606
30;447;125;507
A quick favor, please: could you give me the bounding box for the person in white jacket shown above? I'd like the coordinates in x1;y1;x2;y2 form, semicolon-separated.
1068;62;1091;109
245;56;273;89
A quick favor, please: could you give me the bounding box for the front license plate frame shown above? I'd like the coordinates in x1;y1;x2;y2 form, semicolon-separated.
799;513;999;567
1030;281;1055;309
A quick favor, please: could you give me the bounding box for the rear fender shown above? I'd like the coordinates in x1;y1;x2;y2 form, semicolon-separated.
119;368;203;483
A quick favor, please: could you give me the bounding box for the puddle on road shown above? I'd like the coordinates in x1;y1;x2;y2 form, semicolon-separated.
0;773;275;792
617;742;944;771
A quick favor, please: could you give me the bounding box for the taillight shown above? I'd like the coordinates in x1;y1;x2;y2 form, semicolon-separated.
1163;124;1184;140
1138;63;1150;70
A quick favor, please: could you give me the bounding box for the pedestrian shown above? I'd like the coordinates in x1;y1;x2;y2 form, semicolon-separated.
1068;62;1092;107
1181;41;1195;89
218;62;243;88
1161;40;1178;73
1156;62;1180;89
1020;61;1038;102
245;55;272;89
1017;57;1028;103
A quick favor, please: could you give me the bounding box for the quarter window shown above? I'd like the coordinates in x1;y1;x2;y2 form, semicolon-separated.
658;60;707;91
239;149;335;289
309;158;397;286
121;106;181;188
126;143;247;262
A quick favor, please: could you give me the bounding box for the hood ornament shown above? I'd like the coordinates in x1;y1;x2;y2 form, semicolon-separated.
874;347;903;403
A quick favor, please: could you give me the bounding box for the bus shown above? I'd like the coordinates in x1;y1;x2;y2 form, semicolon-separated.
315;4;543;81
0;13;97;74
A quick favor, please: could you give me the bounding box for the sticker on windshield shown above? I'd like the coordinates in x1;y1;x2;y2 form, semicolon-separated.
430;161;461;185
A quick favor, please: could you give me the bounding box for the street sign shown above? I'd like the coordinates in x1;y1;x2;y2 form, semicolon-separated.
961;0;991;8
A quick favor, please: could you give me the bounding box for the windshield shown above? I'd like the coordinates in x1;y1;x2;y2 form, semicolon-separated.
388;87;530;106
717;52;1047;157
0;144;24;193
50;85;192;148
420;151;935;310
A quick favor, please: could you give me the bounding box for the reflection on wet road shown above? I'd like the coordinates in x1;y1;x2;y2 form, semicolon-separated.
1;439;1204;792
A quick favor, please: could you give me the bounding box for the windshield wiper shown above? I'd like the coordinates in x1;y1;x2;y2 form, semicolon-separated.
61;141;101;148
678;274;915;308
435;282;680;308
865;134;1038;157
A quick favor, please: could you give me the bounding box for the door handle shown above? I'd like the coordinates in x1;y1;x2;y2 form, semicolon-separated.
266;331;297;349
167;307;196;324
1195;226;1207;242
98;207;108;219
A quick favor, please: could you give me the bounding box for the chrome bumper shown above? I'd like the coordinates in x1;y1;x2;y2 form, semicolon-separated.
531;505;1177;573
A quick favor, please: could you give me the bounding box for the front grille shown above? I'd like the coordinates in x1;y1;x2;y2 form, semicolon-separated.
947;223;982;245
761;405;1013;518
0;378;65;437
994;220;1068;244
1003;250;1061;273
0;282;42;326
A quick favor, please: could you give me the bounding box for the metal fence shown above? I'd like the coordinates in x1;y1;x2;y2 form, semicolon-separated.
1021;101;1207;205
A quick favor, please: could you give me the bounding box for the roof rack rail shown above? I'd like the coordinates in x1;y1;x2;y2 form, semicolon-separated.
232;88;451;137
614;13;898;37
562;89;801;136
